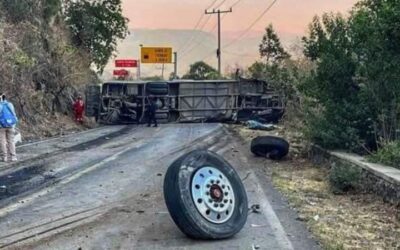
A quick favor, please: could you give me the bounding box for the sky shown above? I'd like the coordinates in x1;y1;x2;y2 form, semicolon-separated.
121;0;358;36
108;0;359;78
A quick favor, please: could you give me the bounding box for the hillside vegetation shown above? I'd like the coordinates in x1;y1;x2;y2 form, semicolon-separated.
243;0;400;164
0;0;127;139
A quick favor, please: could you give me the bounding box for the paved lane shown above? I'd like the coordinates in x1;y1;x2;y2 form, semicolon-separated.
0;124;319;250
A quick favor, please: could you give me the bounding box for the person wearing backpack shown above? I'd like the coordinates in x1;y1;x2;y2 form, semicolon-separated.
0;94;18;162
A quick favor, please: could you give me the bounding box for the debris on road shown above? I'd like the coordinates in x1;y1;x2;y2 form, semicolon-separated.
251;224;267;228
246;120;277;131
250;136;289;160
249;204;261;214
164;150;248;239
242;172;251;181
252;244;261;250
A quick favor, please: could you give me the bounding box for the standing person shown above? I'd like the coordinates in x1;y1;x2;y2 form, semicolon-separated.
0;94;18;162
146;96;158;127
73;95;85;124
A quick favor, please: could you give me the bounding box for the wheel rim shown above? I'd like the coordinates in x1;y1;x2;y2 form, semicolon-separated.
191;166;235;224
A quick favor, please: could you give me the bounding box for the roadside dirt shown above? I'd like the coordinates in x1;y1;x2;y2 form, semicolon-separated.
232;124;400;250
18;113;96;143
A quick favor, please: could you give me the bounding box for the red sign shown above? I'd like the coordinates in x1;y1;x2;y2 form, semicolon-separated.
115;59;138;68
113;69;129;76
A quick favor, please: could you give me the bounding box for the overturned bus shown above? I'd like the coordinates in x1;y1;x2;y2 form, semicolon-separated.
85;78;285;124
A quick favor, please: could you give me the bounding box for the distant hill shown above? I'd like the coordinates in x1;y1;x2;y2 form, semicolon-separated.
103;29;298;80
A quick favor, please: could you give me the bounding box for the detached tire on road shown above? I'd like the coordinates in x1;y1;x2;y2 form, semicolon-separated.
163;150;248;239
251;136;289;160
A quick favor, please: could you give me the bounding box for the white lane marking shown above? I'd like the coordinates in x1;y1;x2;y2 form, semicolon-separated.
238;154;294;250
0;140;146;218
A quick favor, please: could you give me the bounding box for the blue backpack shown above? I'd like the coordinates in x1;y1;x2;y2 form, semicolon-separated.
0;102;17;128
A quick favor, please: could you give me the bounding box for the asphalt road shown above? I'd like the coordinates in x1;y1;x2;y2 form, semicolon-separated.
0;124;319;250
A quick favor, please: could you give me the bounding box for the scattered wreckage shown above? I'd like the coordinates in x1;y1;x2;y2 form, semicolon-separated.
251;136;289;160
163;150;248;239
85;78;285;124
85;78;288;239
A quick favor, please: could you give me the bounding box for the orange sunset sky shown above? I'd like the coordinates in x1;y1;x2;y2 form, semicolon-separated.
107;1;359;78
121;0;358;36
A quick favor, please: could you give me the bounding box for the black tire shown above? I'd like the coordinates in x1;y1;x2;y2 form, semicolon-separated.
146;82;168;95
250;136;289;160
163;150;248;240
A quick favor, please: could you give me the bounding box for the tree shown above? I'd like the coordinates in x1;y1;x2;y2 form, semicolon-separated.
64;0;129;73
259;24;290;64
247;24;296;98
301;1;400;151
1;0;61;23
182;61;219;80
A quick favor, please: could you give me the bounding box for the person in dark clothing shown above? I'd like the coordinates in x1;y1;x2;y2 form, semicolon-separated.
146;96;158;127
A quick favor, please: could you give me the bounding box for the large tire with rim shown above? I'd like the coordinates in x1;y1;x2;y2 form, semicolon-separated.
250;136;289;160
163;150;248;239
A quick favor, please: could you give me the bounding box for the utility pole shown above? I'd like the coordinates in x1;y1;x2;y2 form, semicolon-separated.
205;8;232;76
173;52;178;79
139;44;143;80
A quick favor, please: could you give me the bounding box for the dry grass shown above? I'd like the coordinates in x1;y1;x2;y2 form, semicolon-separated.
272;161;400;250
18;113;95;141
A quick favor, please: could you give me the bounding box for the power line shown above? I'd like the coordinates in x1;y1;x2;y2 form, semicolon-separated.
209;0;242;32
206;0;219;9
223;0;278;49
214;0;228;9
223;49;259;58
180;0;244;60
179;14;214;56
176;0;219;53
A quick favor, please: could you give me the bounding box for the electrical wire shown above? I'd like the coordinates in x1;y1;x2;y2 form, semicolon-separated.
223;0;278;49
214;0;228;9
206;0;219;10
223;49;259;58
180;0;244;60
179;14;214;57
176;0;220;53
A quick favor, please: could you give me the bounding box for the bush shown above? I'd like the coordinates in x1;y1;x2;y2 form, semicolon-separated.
329;163;361;194
369;141;400;170
301;1;400;151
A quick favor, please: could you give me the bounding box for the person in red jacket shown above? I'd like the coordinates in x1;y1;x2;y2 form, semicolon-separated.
73;95;85;124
